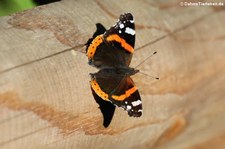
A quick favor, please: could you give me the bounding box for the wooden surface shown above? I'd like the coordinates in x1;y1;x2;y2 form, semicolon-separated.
1;0;225;148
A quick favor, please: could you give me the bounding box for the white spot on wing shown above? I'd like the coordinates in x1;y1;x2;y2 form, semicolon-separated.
126;105;131;110
131;100;141;106
138;109;142;112
119;23;124;29
125;27;135;35
119;30;122;34
130;19;134;23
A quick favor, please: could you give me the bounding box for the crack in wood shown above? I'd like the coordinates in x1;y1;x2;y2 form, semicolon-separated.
136;12;212;51
2;2;219;75
0;12;211;75
0;45;83;74
0;127;49;147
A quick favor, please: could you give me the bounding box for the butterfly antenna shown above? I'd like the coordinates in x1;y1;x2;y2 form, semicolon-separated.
134;51;157;69
139;71;159;80
135;51;159;80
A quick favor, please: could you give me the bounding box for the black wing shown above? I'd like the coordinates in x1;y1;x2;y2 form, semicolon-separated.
86;13;135;68
90;69;142;117
91;87;115;128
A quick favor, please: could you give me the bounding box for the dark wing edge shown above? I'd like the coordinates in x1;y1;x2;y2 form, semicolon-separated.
91;87;116;128
85;23;106;53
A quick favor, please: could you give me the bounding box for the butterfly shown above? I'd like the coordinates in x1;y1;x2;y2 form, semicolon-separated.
86;13;142;126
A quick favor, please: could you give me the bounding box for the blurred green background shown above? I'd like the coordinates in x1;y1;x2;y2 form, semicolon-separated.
0;0;60;16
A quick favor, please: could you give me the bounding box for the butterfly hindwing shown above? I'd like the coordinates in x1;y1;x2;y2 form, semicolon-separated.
90;70;142;117
91;87;116;128
109;76;142;117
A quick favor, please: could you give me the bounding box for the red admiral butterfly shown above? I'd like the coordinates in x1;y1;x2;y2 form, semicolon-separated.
86;13;142;121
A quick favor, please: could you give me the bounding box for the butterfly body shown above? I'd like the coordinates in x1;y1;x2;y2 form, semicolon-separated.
86;13;142;119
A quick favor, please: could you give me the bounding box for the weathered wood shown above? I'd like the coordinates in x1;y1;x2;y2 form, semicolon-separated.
0;0;225;148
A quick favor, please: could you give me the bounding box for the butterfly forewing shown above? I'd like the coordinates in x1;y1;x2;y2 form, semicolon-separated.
103;13;135;66
104;13;135;48
87;13;135;68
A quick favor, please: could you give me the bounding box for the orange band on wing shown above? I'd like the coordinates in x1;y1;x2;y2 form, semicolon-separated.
112;86;137;101
106;34;134;53
90;80;109;101
87;35;103;59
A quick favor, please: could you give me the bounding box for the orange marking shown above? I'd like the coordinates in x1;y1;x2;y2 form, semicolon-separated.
87;35;103;59
90;80;109;101
106;34;134;53
112;86;137;101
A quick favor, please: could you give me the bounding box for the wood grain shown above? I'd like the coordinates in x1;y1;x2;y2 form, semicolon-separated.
0;0;225;149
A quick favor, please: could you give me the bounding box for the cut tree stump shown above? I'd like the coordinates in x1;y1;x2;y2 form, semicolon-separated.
0;0;225;149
